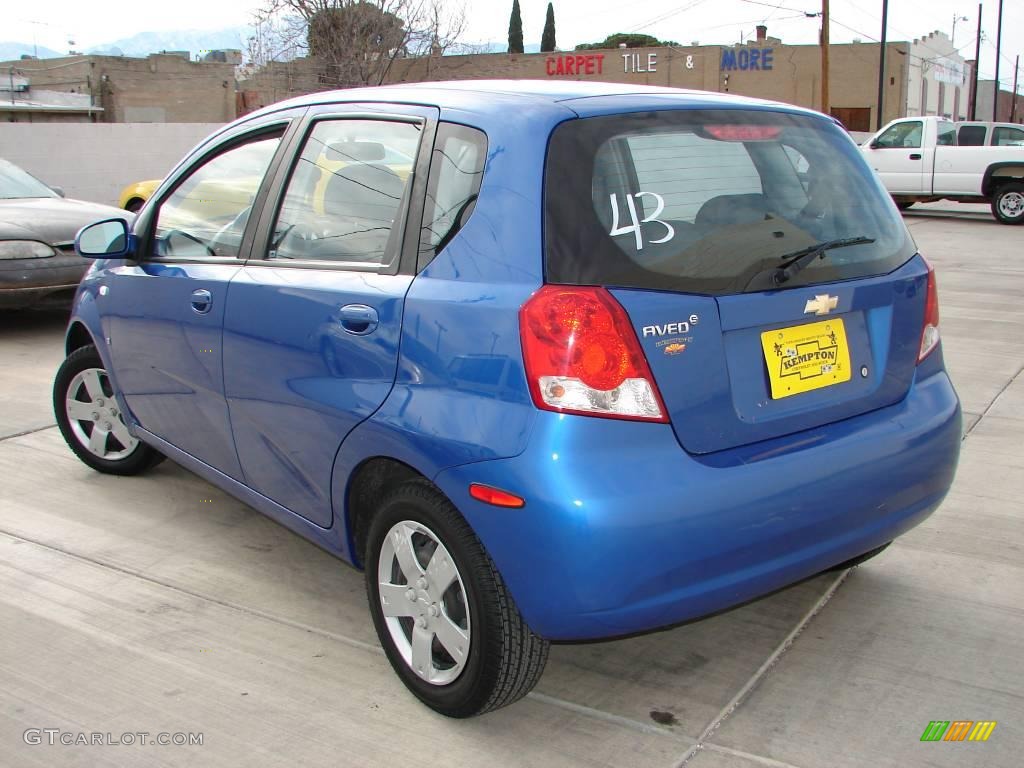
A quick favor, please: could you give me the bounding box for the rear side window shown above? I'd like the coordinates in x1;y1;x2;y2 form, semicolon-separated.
545;109;915;295
957;125;987;146
418;122;487;270
269;118;421;266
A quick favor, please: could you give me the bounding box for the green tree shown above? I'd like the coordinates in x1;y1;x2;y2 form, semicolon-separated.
540;3;556;53
575;33;679;51
508;0;524;54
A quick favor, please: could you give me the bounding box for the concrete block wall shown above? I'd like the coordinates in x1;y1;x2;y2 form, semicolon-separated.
0;123;224;207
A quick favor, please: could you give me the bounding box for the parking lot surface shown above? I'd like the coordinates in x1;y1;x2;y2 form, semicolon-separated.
1;202;1021;767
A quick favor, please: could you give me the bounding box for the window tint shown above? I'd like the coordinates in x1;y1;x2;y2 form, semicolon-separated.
993;126;1024;146
957;125;987;146
419;122;487;269
936;122;956;146
875;121;922;149
545;110;915;295
270;119;421;265
153;132;282;259
613;133;762;224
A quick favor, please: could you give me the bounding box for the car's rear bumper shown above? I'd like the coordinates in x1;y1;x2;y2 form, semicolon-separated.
434;369;961;641
0;255;86;308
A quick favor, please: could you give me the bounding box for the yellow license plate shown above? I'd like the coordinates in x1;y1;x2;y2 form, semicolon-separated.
761;318;851;399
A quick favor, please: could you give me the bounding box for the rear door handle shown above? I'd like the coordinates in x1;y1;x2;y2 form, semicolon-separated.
909;153;922;160
338;304;378;335
190;288;213;314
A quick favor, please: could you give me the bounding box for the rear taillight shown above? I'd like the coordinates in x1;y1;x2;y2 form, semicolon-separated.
918;260;940;362
519;285;667;422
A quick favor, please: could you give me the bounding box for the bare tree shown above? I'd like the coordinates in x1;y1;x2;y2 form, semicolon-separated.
257;0;468;87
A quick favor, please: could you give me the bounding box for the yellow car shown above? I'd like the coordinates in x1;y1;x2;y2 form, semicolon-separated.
118;179;161;213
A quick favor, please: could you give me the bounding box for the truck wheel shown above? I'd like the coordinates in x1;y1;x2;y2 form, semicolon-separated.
365;479;549;717
895;201;914;211
991;183;1024;225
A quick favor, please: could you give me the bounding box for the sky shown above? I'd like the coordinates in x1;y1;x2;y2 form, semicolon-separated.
8;0;1023;87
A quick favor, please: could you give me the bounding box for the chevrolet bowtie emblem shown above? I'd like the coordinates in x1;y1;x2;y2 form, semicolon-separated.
804;294;839;316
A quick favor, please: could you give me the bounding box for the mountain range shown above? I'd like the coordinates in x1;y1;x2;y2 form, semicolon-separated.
1;28;542;63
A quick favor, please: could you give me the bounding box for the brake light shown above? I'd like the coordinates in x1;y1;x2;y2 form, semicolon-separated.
704;125;782;142
918;260;940;362
519;285;667;422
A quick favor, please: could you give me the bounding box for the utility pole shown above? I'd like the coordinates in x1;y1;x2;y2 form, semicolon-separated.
876;0;889;129
821;0;830;115
969;4;982;120
1012;55;1020;123
993;0;1003;121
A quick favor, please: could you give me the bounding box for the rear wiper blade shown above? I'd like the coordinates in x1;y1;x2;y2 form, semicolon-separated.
771;236;875;285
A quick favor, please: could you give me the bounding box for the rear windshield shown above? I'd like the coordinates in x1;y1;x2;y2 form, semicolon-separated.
544;109;916;295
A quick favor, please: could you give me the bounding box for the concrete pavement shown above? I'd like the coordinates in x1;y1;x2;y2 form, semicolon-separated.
0;204;1020;767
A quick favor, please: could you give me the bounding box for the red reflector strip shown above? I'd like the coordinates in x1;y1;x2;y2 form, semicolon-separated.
469;483;525;508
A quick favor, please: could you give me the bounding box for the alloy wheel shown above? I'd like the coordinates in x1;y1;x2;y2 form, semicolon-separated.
377;520;471;685
64;368;139;460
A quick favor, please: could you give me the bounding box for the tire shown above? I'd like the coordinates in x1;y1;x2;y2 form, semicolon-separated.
991;183;1024;225
365;479;549;717
125;198;144;214
895;201;914;211
827;542;891;572
53;345;164;475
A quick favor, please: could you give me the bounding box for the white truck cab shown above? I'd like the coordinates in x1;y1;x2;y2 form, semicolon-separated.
862;116;1024;224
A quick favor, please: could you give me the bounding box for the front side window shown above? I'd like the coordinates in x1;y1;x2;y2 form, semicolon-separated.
993;126;1024;146
545;110;915;295
269;119;421;266
153;131;283;259
418;122;487;269
875;121;923;149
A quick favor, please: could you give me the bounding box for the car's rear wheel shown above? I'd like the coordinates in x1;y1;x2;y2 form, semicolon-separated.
991;183;1024;225
125;198;144;214
895;201;914;211
53;345;164;475
365;480;548;717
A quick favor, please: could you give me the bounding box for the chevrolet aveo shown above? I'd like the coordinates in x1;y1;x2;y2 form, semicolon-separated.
55;81;961;717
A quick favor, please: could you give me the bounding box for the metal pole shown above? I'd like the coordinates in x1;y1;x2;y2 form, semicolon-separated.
1012;55;1020;123
821;0;830;115
993;0;1003;121
970;4;982;120
876;0;889;129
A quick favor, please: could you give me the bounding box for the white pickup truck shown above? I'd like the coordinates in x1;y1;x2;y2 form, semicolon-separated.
861;115;1024;224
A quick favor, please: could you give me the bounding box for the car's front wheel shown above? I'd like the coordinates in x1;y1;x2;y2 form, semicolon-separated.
991;183;1024;225
365;480;549;717
53;345;164;475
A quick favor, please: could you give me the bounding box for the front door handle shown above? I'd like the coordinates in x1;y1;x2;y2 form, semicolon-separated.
338;304;378;335
909;153;922;160
190;288;213;314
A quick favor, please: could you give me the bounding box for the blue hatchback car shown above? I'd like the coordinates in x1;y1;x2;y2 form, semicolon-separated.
56;81;961;717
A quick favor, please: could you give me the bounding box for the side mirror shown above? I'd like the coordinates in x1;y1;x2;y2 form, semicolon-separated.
50;186;66;197
868;139;881;149
76;218;135;259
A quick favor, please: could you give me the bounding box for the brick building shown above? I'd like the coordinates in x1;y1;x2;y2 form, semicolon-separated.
1;53;236;123
238;28;913;131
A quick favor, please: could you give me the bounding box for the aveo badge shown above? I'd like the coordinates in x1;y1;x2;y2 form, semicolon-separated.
642;314;699;356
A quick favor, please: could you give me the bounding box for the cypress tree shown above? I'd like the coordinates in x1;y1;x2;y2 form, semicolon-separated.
508;0;524;54
541;3;556;52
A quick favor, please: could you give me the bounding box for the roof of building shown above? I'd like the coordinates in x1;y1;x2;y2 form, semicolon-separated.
251;78;816;120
